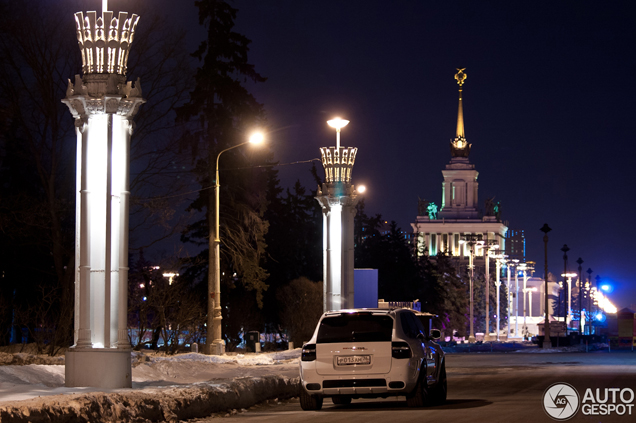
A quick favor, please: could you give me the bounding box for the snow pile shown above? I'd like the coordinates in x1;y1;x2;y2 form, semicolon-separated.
0;364;64;387
0;375;300;423
0;349;302;422
145;349;300;366
0;349;301;403
0;352;65;366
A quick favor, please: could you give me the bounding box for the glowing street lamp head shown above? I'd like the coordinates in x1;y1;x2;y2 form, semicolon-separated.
357;185;366;194
327;117;350;131
327;117;349;150
248;131;265;145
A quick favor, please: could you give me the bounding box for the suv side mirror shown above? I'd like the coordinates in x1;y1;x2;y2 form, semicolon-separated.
430;329;441;340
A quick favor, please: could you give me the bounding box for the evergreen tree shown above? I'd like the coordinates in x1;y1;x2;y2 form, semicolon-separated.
261;165;323;338
176;0;271;347
355;219;420;302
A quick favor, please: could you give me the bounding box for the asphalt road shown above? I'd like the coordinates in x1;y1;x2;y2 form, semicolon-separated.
190;351;636;423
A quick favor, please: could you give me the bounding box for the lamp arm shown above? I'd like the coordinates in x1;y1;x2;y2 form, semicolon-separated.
216;141;251;176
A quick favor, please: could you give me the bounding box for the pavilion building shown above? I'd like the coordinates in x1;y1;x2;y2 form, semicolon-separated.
412;69;508;259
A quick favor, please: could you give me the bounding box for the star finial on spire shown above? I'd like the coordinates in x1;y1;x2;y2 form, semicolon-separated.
455;68;467;86
450;68;471;158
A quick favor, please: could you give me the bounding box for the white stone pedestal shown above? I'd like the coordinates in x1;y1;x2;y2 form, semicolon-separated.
65;348;132;388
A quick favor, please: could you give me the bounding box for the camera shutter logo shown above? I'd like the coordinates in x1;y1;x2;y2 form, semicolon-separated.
543;383;580;420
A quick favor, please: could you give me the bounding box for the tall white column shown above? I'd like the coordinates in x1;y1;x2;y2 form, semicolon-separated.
63;9;144;388
316;145;360;312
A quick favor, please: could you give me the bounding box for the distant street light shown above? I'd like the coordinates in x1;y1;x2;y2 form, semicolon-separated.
519;261;535;338
586;268;593;334
209;131;265;355
460;234;483;343
576;257;584;335
505;257;516;338
561;272;577;327
494;253;508;341
513;259;519;337
484;241;498;340
540;223;552;348
595;274;601;315
560;244;570;321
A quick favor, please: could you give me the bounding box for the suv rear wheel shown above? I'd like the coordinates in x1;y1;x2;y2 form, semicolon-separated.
406;376;429;407
300;389;323;411
430;363;447;405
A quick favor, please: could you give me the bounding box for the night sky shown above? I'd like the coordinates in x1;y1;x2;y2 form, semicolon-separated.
107;1;636;309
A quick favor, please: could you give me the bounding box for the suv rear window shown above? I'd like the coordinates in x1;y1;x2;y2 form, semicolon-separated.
316;313;394;343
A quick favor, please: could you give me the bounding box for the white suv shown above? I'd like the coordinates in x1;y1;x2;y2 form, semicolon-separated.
299;308;446;410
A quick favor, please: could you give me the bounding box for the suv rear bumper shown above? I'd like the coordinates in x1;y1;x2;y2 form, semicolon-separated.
300;363;416;396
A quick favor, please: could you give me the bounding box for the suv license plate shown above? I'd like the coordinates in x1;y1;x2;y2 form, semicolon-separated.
336;355;371;366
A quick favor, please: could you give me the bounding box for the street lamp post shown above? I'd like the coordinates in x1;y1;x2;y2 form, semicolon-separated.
513;259;520;337
540;224;552;348
586;268;593;335
560;244;569;322
506;258;514;338
595;275;601;316
461;234;482;343
576;257;584;336
561;272;577;327
209;132;264;355
484;241;498;341
519;261;534;339
494;254;507;341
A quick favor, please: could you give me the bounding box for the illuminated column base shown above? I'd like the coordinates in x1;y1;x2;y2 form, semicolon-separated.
65;348;131;388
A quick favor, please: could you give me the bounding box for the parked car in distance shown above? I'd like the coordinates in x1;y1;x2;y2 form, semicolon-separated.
299;308;446;410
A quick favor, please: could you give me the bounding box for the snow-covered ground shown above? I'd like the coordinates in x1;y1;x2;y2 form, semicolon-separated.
1;342;612;405
0;349;301;404
0;343;615;422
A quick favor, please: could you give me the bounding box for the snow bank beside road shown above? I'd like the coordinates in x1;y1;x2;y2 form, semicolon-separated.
0;375;300;423
0;349;301;405
144;349;300;366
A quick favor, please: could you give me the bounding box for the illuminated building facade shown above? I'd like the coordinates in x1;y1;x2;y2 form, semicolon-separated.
412;69;508;258
505;229;526;261
62;6;144;388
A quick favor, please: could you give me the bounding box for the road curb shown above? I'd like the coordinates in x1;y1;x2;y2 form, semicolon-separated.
0;376;301;422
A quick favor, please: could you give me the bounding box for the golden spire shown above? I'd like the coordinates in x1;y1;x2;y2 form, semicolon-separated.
450;68;471;158
455;68;466;140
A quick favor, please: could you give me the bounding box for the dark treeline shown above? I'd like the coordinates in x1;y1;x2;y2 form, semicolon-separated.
0;0;501;354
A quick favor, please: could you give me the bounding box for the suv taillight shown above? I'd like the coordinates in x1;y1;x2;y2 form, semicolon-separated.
392;342;411;359
302;344;316;361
